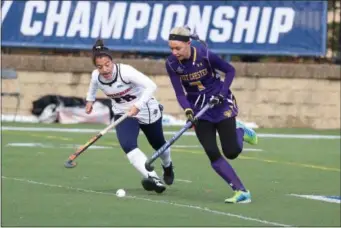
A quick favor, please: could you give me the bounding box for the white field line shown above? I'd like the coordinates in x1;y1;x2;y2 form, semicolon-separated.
289;194;341;204
176;179;192;183
2;176;293;227
2;126;340;139
5;142;262;152
4;143;194;183
5;143;194;183
5;142;111;149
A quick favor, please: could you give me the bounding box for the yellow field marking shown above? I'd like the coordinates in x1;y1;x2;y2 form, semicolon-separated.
171;147;340;173
4;131;339;172
172;148;202;154
239;156;341;172
4;131;70;141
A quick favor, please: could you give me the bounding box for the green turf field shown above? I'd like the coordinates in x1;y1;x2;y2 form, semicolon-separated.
2;122;340;227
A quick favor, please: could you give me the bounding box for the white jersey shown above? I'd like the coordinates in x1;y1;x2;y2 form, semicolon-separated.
86;63;162;124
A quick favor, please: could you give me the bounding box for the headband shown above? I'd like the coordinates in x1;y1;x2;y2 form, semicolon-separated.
168;34;190;42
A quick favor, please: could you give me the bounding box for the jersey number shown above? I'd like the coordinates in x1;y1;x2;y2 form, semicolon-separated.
112;94;137;103
189;81;205;91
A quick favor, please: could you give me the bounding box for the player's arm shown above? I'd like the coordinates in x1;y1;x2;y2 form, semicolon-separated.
166;62;196;123
85;72;99;113
86;72;99;101
207;50;236;98
165;62;191;110
122;64;156;110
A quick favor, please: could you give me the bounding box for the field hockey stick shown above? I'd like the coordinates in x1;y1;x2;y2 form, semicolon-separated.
64;113;128;168
145;103;212;171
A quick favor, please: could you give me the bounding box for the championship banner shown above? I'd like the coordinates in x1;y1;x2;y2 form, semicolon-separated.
1;1;327;56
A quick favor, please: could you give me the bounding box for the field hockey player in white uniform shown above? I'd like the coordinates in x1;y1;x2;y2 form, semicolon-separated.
85;39;174;193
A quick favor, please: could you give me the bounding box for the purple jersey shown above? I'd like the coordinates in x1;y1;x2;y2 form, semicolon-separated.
166;45;238;122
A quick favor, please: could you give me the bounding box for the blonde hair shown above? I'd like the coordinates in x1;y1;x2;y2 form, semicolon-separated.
169;26;191;36
169;26;207;47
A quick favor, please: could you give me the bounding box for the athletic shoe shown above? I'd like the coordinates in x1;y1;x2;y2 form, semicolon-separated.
225;190;251;204
162;162;175;185
236;121;258;145
141;175;166;193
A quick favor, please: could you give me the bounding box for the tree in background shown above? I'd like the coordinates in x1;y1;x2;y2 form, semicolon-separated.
328;0;340;63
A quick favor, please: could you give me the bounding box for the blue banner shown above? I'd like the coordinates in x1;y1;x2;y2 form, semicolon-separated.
1;1;327;56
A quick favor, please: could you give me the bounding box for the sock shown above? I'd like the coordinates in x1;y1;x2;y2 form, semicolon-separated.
127;148;159;179
159;148;172;167
211;157;246;192
236;128;244;150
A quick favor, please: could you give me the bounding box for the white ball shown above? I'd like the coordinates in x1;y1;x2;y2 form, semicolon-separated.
116;189;126;198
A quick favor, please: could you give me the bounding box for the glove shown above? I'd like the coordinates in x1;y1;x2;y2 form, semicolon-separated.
209;94;225;106
185;108;197;124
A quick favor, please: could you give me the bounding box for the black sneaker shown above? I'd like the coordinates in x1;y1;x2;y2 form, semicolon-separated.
162;162;174;185
141;176;166;193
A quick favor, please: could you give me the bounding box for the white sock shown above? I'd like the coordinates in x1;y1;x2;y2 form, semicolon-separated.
126;148;159;178
159;148;172;168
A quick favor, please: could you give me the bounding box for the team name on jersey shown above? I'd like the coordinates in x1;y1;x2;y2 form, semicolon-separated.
106;87;132;98
180;68;208;81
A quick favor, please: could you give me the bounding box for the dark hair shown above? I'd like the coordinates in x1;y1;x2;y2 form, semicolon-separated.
92;39;113;65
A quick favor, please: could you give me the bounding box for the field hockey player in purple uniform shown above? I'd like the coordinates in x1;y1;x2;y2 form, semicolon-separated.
165;26;258;203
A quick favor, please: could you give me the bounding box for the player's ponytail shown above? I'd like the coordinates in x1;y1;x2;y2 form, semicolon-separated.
92;39;113;65
186;26;208;48
92;39;106;52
